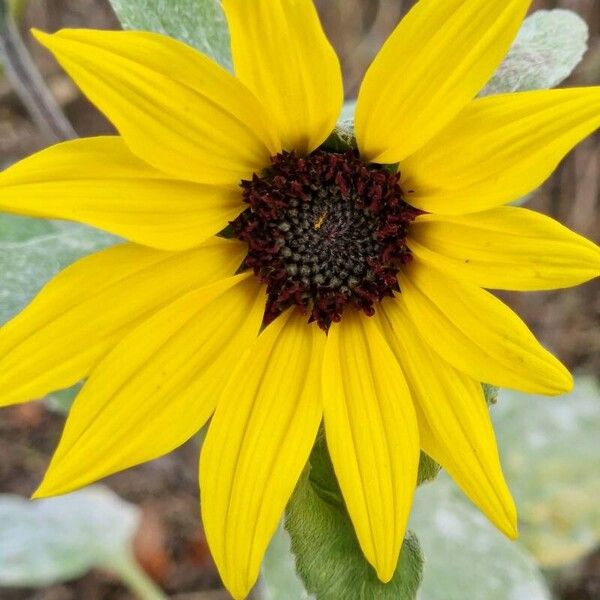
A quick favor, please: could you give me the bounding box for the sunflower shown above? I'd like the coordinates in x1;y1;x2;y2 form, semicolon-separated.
1;0;599;597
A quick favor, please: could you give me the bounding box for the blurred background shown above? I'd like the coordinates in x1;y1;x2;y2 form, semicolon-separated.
0;1;598;599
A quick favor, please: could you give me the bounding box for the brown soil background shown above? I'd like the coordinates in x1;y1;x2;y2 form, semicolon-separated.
0;1;598;599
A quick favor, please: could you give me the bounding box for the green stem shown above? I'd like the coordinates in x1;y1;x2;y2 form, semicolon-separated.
107;551;168;600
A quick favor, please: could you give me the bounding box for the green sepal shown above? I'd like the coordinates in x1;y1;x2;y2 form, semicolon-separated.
417;452;441;486
285;433;423;600
321;123;357;154
483;384;499;406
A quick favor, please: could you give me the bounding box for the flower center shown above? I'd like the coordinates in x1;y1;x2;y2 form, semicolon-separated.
232;150;420;331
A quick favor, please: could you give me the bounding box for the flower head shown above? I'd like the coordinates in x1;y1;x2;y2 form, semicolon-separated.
233;149;420;329
0;0;599;598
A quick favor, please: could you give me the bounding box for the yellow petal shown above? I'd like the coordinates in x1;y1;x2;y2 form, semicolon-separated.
200;311;325;600
399;261;573;395
355;0;531;163
0;137;244;250
33;29;281;186
322;311;419;582
377;297;517;538
409;207;600;290
0;237;245;406
34;274;264;498
402;88;600;213
222;0;343;155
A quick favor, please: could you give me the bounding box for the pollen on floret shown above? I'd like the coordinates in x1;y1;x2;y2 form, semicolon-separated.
232;150;420;331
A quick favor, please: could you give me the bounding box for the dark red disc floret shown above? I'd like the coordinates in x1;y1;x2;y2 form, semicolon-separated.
232;149;420;331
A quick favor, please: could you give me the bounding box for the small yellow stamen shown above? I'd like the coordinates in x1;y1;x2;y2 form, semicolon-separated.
314;212;327;230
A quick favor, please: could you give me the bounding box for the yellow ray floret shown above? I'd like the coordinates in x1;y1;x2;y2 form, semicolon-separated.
408;207;600;291
377;298;517;539
0;137;245;250
32;28;281;186
356;0;532;163
0;238;246;407
201;311;325;600
34;274;264;498
222;0;343;155
401;88;600;213
400;262;573;395
322;312;420;582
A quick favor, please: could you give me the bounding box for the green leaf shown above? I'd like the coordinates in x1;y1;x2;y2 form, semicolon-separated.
286;434;423;600
492;378;600;568
410;475;551;600
0;215;116;325
0;486;139;587
481;9;588;96
109;0;231;69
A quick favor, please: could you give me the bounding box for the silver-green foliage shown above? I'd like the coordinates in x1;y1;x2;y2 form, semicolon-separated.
410;475;551;600
482;9;588;96
0;215;116;325
493;379;600;567
109;0;231;69
0;487;139;586
408;377;600;598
